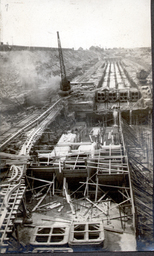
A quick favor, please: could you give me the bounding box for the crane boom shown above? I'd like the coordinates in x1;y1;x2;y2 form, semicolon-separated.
57;31;71;92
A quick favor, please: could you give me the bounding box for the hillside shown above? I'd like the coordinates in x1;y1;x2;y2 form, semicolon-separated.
0;49;99;110
0;48;100;134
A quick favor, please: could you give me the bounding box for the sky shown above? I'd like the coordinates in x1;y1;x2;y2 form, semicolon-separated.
0;0;151;49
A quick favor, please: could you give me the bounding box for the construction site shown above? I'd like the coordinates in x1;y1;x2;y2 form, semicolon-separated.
0;32;153;253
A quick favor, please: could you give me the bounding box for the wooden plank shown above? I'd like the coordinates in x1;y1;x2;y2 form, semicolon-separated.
84;177;88;197
84;164;128;172
79;181;130;189
41;218;71;223
52;173;55;195
104;226;123;234
56;163;86;168
63;178;75;215
73;153;80;170
91;155;127;159
56;142;92;146
26;176;54;185
110;198;131;211
59;161;62;173
58;205;64;212
65;160;85;163
32;185;51;212
6;160;28;165
97;191;109;202
83;205;93;216
26;183;49;192
0;152;30;160
70;172;97;197
95;176;98;202
37;201;57;208
85;197;107;215
47;202;61;210
118;190;129;199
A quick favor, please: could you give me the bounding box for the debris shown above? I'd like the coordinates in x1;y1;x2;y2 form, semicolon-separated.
104;226;123;234
85;197;107;215
33;192;43;198
63;178;75;215
32;185;51;212
47;202;61;209
58;205;64;212
23;224;35;228
37;201;57;209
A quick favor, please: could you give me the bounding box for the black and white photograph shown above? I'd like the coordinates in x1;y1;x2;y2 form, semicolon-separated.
0;0;153;253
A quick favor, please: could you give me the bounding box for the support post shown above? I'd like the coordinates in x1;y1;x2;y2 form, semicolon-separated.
52;173;55;196
119;206;124;229
63;177;66;197
95;175;99;202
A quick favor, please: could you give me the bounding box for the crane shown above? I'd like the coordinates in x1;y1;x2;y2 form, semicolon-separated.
57;31;71;95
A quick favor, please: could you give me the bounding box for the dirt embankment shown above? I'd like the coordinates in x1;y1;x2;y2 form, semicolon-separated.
0;49;99;110
0;49;99;132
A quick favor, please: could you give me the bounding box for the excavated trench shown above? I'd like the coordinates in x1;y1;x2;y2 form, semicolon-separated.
0;47;153;252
